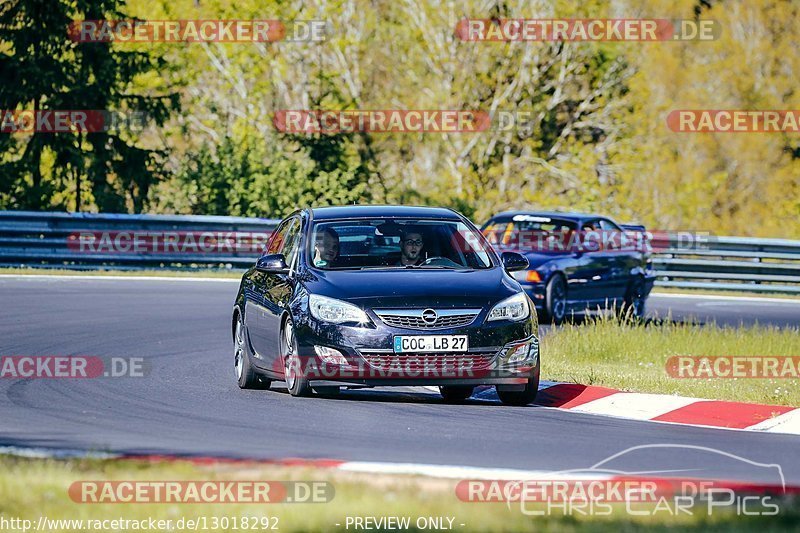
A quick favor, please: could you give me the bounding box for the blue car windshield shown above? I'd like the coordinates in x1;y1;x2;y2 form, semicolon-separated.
309;219;494;270
483;216;578;252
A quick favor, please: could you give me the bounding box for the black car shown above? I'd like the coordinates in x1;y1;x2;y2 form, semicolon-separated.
482;211;656;324
232;205;540;405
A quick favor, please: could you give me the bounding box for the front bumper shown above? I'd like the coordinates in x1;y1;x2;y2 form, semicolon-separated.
519;270;658;310
292;309;539;386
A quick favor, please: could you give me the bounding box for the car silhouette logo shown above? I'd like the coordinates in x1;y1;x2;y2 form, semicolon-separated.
422;309;438;324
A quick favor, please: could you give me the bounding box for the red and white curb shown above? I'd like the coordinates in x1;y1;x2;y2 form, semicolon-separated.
424;381;800;436
533;381;800;435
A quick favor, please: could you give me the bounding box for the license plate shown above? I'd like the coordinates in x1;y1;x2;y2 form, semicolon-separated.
393;335;468;353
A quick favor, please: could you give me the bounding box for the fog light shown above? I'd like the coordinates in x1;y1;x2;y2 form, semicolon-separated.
314;346;348;365
506;343;530;364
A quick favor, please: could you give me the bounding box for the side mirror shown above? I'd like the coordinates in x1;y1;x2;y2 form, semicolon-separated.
256;253;289;273
501;251;529;272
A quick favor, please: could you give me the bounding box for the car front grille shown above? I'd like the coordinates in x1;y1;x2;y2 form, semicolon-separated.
374;309;480;330
359;352;495;372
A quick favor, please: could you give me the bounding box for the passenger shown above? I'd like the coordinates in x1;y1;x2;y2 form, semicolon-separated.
581;222;600;252
397;229;425;266
313;227;340;267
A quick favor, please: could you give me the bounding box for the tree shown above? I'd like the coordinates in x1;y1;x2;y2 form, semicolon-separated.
0;0;178;212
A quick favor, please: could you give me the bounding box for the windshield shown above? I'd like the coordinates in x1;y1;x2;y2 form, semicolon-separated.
483;215;578;252
309;218;494;270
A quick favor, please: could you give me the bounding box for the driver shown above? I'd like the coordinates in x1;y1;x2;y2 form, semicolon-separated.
313;227;340;267
397;229;425;266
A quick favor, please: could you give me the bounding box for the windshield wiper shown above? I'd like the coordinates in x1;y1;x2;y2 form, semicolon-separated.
406;264;465;270
358;265;465;270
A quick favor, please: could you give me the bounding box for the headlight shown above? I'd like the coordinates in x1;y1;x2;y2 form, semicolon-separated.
487;292;530;322
309;294;370;325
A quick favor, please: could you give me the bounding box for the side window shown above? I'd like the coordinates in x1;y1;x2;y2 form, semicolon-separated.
581;219;602;252
581;219;600;232
266;219;292;255
282;219;302;267
599;219;622;232
598;219;622;250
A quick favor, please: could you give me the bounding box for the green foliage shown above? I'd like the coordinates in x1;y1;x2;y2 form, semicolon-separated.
158;134;369;218
0;0;178;212
2;0;799;237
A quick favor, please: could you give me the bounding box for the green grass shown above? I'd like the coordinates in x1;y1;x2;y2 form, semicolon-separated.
1;456;798;532
542;315;800;406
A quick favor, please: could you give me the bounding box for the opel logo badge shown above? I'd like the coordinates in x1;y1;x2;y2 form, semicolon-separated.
422;308;438;324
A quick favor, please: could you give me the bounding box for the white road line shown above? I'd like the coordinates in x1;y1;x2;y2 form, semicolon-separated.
746;409;800;435
0;274;239;283
651;292;800;305
569;393;701;420
336;461;613;480
0;445;119;459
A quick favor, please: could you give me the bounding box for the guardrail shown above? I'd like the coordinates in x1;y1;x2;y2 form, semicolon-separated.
651;234;800;294
1;211;799;294
0;211;279;271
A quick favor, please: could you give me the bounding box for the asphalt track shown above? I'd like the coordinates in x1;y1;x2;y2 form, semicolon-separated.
0;276;798;484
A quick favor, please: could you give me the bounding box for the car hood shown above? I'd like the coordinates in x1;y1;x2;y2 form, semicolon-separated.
302;267;520;308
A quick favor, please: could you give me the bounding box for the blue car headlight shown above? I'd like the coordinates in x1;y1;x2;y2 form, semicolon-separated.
487;292;530;322
309;294;370;325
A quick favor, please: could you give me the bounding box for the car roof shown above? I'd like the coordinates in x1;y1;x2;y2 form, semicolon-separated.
487;210;612;223
308;205;462;221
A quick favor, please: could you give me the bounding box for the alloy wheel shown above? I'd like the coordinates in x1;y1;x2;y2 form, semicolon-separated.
234;317;245;380
283;320;297;389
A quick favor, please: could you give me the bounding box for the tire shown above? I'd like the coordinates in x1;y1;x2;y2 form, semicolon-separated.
282;318;311;397
541;275;567;325
617;276;646;321
497;373;540;406
439;385;475;403
234;314;270;390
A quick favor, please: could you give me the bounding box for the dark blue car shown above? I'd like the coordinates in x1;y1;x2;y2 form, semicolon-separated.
482;211;656;323
232;205;541;405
